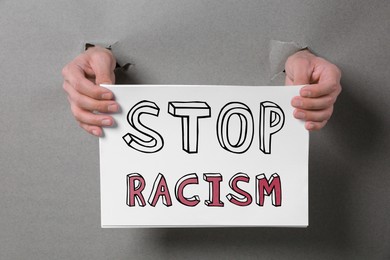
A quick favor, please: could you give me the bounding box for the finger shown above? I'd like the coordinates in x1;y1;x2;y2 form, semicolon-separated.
70;103;114;127
305;120;328;131
291;94;337;111
299;81;341;98
293;106;333;123
62;63;114;100
65;81;119;113
78;122;103;137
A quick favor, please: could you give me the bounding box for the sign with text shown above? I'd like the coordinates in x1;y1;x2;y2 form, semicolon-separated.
99;85;308;227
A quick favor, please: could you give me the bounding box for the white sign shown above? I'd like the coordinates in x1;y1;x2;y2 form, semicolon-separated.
99;85;308;227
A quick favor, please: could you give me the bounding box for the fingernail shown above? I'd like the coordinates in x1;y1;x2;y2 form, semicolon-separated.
301;90;311;97
102;93;113;99
295;111;306;119
108;104;118;112
292;98;303;107
92;130;101;136
102;119;112;126
306;122;315;130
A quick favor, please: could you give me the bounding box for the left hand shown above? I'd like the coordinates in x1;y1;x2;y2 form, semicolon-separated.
285;49;342;130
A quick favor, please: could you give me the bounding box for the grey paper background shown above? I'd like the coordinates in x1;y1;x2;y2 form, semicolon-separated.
1;1;389;259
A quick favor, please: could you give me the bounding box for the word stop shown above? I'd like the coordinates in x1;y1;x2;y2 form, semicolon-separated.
122;100;285;154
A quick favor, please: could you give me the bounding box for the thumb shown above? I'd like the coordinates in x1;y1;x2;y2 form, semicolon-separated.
291;64;311;85
96;74;115;87
90;51;116;86
94;63;115;86
285;51;313;86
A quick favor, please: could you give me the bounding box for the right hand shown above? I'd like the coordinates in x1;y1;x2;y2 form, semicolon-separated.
62;46;118;136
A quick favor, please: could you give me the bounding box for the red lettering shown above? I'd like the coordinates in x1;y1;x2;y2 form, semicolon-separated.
203;173;224;207
175;173;200;207
255;173;282;206
126;173;146;207
148;173;172;207
226;173;252;206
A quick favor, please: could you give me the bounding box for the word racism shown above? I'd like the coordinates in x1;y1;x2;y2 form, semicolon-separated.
123;100;286;208
127;172;281;208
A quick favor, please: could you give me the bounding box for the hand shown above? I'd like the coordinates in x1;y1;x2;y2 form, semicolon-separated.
62;46;118;136
285;49;342;130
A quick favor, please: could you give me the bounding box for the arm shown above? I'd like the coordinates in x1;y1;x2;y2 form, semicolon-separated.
62;46;118;136
285;49;342;130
